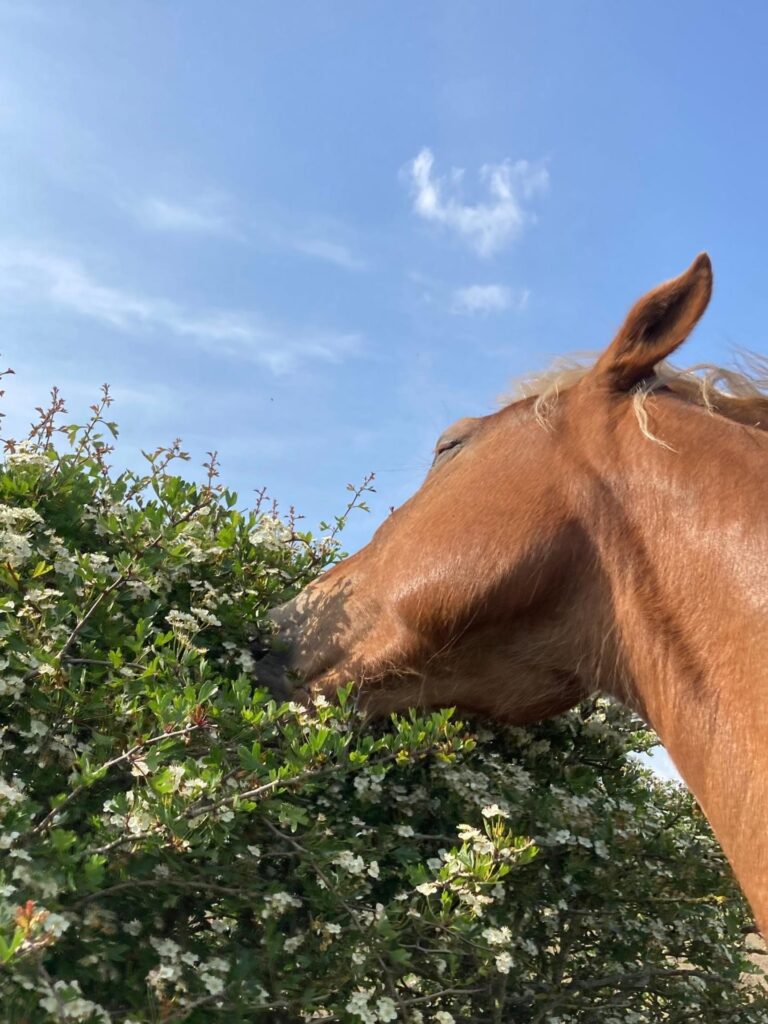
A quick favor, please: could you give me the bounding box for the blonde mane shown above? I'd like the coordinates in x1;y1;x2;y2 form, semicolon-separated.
504;352;768;446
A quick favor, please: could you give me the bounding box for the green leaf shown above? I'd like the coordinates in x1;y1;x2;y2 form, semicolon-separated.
0;927;25;964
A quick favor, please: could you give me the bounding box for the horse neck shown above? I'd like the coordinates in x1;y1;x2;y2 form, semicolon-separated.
587;399;768;932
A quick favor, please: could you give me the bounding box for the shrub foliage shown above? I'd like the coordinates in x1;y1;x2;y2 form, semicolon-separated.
0;385;766;1023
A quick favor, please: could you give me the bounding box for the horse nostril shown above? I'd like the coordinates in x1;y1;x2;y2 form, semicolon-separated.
250;638;271;663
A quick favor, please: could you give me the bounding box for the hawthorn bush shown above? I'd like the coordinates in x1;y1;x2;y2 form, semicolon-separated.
0;383;766;1023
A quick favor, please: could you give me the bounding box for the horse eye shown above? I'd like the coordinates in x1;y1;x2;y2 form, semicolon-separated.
436;439;461;455
432;438;463;468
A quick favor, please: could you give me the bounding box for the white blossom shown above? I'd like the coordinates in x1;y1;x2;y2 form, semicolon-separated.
481;803;509;818
345;989;377;1024
250;515;292;551
190;605;222;628
150;936;181;959
333;850;366;876
261;891;302;919
0;775;25;804
201;973;225;995
376;997;398;1022
482;926;511;946
0;529;32;568
495;951;514;974
38;979;110;1022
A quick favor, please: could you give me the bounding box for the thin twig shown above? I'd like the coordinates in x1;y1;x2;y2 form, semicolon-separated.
71;877;254;909
50;497;211;669
27;724;200;838
263;818;410;1019
185;749;403;818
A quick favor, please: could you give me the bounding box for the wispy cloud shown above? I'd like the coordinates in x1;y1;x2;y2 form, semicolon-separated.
135;194;367;271
135;195;238;239
290;236;366;271
451;283;529;315
0;246;361;374
406;148;549;257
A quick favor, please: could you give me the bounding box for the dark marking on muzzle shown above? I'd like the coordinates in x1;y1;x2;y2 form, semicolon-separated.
251;633;305;703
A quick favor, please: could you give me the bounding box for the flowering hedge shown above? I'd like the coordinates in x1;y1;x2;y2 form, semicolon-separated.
0;383;766;1023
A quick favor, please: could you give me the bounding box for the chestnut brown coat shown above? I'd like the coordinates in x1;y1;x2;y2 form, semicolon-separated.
268;255;768;934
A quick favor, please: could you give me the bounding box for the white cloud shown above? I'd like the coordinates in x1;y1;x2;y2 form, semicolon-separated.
0;246;361;375
135;196;237;238
406;148;548;257
290;236;366;271
452;284;529;315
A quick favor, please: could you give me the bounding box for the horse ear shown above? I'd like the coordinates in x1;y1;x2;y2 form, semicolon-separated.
591;253;713;391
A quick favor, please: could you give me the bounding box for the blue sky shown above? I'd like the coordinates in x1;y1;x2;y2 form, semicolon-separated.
4;0;768;554
5;1;765;779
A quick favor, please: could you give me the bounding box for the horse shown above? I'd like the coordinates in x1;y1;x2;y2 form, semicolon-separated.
262;254;768;935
